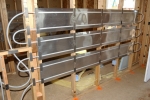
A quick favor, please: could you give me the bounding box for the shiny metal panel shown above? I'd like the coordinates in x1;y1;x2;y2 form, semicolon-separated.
36;8;74;32
119;42;133;56
41;56;74;81
101;29;120;45
75;9;102;29
76;31;101;51
76;51;99;71
39;34;74;58
122;10;137;25
101;46;119;63
103;10;122;25
121;27;136;41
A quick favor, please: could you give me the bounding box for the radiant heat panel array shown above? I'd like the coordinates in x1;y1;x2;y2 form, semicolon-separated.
35;8;138;82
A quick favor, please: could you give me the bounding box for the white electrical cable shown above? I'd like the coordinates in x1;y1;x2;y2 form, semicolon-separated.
13;29;27;45
0;75;5;100
20;83;33;100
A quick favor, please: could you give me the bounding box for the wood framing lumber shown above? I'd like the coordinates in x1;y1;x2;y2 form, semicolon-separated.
21;0;45;100
113;0;123;78
118;0;124;9
140;0;150;65
70;0;77;98
0;56;11;100
83;0;87;8
0;0;16;74
0;0;10;50
0;47;31;56
133;0;142;63
98;0;106;9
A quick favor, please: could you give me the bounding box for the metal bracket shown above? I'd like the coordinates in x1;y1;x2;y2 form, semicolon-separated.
5;84;9;90
29;53;33;61
37;38;41;46
38;52;42;60
41;78;44;84
32;78;36;86
40;64;43;71
31;67;34;72
28;38;31;47
27;26;30;35
24;8;29;18
8;50;18;54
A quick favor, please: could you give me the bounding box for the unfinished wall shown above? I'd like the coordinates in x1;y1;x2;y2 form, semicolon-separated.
6;0;15;10
48;0;61;8
77;0;83;8
87;0;94;8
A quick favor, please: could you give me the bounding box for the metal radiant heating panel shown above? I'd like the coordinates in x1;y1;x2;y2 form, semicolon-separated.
101;27;136;45
38;34;74;58
103;10;122;25
36;8;74;32
75;9;102;29
40;42;133;82
41;56;74;82
121;27;136;41
122;10;138;25
100;46;119;63
39;31;101;59
38;28;135;59
119;42;133;56
76;31;101;51
101;29;120;45
76;51;100;72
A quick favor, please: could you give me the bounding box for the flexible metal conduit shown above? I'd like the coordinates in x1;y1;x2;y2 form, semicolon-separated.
5;12;33;100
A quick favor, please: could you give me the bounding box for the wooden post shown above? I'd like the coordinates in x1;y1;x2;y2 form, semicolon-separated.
0;56;11;100
118;0;124;9
69;0;77;98
113;0;124;79
94;0;105;88
133;0;142;63
128;0;143;71
61;0;63;8
0;0;16;74
113;43;120;79
83;0;87;8
98;0;106;9
21;0;45;100
95;47;101;86
0;0;9;50
139;0;150;66
47;0;49;8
